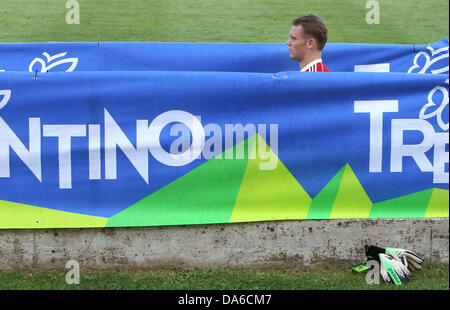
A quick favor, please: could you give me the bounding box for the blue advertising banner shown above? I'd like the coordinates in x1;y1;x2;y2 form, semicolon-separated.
0;39;449;229
0;69;448;228
0;39;448;74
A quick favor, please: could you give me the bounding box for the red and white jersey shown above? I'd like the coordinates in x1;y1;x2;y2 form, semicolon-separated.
300;59;330;72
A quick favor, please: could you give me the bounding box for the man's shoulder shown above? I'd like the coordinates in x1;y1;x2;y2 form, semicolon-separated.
302;59;330;72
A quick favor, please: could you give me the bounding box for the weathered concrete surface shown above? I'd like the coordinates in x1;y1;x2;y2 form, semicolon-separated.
0;218;448;270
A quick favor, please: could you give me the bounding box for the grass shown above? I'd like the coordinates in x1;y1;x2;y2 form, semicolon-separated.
0;0;448;44
0;264;448;290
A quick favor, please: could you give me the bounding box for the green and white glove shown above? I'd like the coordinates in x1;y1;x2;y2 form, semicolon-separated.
385;247;424;270
365;244;424;285
365;245;424;270
378;253;413;285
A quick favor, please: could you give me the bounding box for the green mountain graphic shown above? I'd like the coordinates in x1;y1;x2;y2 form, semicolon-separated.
307;166;345;219
106;136;255;227
307;164;372;219
329;164;372;219
229;134;311;223
107;132;447;227
2;131;447;229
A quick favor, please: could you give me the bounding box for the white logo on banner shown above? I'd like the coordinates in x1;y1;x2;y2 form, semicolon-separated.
355;78;449;184
420;79;449;131
0;90;11;110
29;52;78;72
0;92;278;189
408;46;449;74
354;63;390;72
354;44;449;74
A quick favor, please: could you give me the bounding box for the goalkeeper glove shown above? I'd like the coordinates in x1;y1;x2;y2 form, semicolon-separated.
385;247;424;270
378;253;413;285
365;244;424;270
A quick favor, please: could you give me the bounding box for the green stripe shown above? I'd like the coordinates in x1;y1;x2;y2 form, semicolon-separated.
370;189;434;218
0;200;107;229
425;188;449;218
381;257;402;285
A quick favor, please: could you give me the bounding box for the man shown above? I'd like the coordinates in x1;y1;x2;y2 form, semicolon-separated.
286;14;330;72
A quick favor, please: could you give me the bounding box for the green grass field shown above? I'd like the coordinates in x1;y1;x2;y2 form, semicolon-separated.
0;0;448;44
0;265;448;290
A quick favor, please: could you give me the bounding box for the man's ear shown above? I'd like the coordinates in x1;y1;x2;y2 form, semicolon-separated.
306;38;317;49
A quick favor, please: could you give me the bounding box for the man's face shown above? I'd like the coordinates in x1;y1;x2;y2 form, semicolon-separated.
286;24;311;62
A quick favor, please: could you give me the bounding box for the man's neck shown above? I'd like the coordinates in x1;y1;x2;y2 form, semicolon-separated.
299;52;322;70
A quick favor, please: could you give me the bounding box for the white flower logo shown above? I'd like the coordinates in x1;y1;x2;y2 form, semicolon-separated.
419;79;449;131
408;46;449;75
29;52;78;73
0;89;11;110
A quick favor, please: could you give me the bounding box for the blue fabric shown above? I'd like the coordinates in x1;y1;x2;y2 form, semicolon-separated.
0;70;448;217
0;39;448;73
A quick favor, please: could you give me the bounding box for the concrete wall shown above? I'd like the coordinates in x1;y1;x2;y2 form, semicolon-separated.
0;218;448;270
